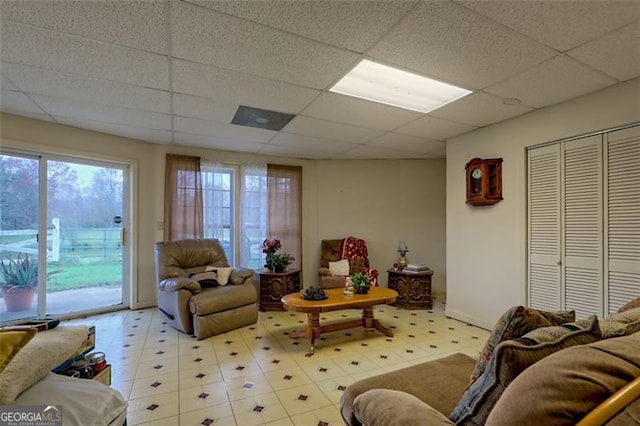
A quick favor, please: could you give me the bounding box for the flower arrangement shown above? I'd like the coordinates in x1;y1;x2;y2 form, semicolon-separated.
262;238;294;273
262;238;282;257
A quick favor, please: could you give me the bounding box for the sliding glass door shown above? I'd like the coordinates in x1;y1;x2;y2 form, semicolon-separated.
0;154;40;322
0;152;129;322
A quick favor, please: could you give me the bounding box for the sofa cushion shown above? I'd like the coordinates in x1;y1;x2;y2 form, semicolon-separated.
341;353;475;426
450;316;601;426
353;389;454;426
600;307;640;338
189;283;257;316
470;306;575;384
485;332;640;426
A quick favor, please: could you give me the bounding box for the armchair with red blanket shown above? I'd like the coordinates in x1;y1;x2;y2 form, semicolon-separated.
318;237;378;289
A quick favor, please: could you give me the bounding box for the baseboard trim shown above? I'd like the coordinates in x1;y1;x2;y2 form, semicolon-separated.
445;307;493;331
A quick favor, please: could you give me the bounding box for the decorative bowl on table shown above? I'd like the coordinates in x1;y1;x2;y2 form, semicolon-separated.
301;286;328;300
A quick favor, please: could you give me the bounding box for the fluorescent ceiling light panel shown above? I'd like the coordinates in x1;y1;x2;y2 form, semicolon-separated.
330;59;471;113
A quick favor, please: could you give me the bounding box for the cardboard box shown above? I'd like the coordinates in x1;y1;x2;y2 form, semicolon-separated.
93;364;111;386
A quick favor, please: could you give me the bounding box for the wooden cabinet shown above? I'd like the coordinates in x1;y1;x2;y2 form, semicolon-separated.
387;269;433;309
259;269;301;311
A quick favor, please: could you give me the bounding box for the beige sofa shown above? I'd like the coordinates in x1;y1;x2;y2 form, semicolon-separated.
341;307;640;426
155;238;258;340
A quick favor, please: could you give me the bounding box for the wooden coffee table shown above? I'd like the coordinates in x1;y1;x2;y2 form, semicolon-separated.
281;287;398;354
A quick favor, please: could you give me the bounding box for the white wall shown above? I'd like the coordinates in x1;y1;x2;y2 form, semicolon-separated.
314;159;447;294
445;78;640;330
0;114;447;309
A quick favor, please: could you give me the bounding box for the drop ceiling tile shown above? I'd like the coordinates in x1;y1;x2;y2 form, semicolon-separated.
53;116;173;144
171;2;359;89
193;0;418;53
172;60;320;114
339;144;419;160
173;94;238;123
303;92;422;131
568;22;640;82
1;21;169;90
259;143;336;160
174;131;265;153
1;0;167;53
486;55;617;108
270;132;358;154
2;62;171;113
430;92;533;128
173;116;276;143
366;133;445;157
283;116;383;144
1;75;18;90
1;110;53;123
459;0;640;52
30;94;172;130
367;1;556;89
395;116;477;141
1;90;47;115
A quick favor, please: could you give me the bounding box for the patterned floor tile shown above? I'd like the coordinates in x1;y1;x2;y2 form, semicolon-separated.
67;298;487;425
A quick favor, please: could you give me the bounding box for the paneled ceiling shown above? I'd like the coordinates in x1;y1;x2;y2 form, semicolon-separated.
1;1;638;159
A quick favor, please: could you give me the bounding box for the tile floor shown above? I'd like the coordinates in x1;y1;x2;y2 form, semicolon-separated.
66;300;489;426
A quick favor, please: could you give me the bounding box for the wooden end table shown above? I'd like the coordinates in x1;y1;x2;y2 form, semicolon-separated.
281;287;397;355
259;269;301;311
387;268;433;309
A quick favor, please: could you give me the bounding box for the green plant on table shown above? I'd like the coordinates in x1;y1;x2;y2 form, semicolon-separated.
351;272;371;294
269;253;295;273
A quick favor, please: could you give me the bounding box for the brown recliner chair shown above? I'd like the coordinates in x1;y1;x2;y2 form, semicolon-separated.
155;238;258;340
319;237;379;289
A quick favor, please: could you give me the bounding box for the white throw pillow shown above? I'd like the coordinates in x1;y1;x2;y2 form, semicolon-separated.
329;259;350;276
204;265;232;285
216;267;233;285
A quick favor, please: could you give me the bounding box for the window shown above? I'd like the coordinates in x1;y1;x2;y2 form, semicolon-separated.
202;166;234;262
201;163;268;270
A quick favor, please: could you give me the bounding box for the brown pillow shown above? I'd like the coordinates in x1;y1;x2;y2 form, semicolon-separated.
486;332;640;426
618;296;640;313
451;316;601;426
599;307;640;338
469;306;575;384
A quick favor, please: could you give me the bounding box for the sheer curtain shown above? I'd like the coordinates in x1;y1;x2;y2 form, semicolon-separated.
240;163;267;269
163;154;203;241
267;165;302;270
200;159;227;250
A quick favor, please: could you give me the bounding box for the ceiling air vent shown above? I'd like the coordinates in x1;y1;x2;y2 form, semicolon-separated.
231;106;295;131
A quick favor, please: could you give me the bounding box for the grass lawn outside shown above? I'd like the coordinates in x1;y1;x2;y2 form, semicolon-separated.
46;261;122;292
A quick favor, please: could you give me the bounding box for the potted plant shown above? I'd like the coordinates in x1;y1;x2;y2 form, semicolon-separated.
262;238;294;273
270;253;295;273
0;253;38;312
351;272;371;294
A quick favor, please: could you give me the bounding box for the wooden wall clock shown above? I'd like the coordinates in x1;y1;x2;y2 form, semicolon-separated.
465;158;503;206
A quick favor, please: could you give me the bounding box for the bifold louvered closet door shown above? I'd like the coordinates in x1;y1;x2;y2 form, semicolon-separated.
528;125;640;318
